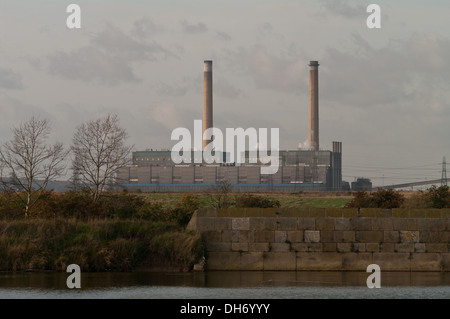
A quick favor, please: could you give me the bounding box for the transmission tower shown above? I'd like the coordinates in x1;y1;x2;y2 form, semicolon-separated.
441;156;447;186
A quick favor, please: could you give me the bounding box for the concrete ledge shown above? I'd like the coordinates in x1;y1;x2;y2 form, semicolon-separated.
296;252;343;271
263;252;296;270
373;253;411;271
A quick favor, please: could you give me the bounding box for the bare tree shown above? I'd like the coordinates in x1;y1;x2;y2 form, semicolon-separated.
71;114;133;202
0;117;68;217
207;180;233;208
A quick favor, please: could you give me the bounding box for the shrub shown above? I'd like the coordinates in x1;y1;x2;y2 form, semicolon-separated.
425;185;450;208
235;194;281;208
170;194;201;227
345;189;405;209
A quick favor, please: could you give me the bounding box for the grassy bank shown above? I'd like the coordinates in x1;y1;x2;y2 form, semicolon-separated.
0;218;203;272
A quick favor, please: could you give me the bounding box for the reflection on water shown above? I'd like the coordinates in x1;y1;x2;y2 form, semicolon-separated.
0;271;449;299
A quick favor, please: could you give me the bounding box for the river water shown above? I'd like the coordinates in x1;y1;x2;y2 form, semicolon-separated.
0;271;449;299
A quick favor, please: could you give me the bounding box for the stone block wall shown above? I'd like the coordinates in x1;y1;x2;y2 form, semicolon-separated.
186;208;450;271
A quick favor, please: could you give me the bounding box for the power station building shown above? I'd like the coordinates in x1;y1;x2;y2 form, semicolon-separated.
117;60;343;192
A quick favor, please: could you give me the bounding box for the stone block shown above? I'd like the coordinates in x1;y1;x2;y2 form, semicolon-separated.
326;208;343;218
366;243;380;252
337;243;352;253
254;230;274;243
197;218;215;231
277;218;298;230
341;209;358;218
373;253;411;271
232;218;250;230
417;219;446;231
410;253;442;271
333;231;355;243
350;218;372;230
400;231;419;243
309;208;326;217
407;219;417;230
296;252;343;271
357;231;383;243
380;243;395;252
425;243;448;253
249;218;265;230
240;252;264;270
334;218;351;230
409;209;427;218
264;218;277;230
206;252;241;270
359;208;380;217
392;218;407;230
238;230;253;243
323;243;337;252
419;231;441;243
352;243;366;252
249;243;270;252
263;252;296;270
372;219;393;230
307;243;323;252
392;208;409;218
414;243;426;253
232;242;249;252
291;243;308;252
384;231;400;243
270;243;291;252
320;231;334;242
274;230;287;243
214;218;231;230
395;243;415;253
287;230;303;243
316;218;335;230
297;218;315;230
304;230;320;243
342;253;373;271
205;242;231;252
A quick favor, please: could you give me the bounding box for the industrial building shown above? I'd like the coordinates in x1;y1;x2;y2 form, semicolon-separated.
117;60;343;192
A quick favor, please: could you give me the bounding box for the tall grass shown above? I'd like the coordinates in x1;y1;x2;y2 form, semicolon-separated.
0;218;203;272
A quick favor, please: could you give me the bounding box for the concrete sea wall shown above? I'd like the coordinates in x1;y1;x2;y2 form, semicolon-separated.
187;208;450;271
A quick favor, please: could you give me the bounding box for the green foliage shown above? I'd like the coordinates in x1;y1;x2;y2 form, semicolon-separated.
235;194;281;208
170;194;201;227
345;189;405;209
0;218;202;272
425;185;450;208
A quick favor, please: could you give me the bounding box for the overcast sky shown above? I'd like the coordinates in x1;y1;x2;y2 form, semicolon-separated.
1;0;449;186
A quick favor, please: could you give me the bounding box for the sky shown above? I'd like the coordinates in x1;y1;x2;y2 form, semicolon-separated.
0;0;450;187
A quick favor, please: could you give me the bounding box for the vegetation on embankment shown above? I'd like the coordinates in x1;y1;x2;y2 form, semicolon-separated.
0;191;204;272
0;218;203;272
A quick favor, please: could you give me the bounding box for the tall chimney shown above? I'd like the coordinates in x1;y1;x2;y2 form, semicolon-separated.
203;60;213;150
308;61;319;151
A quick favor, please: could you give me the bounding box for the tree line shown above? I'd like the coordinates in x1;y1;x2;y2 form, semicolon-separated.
0;114;133;217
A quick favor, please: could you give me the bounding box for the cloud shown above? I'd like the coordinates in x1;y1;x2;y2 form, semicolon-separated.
222;44;308;94
156;82;188;97
215;77;243;99
321;33;450;113
131;17;164;38
182;21;208;34
0;68;23;90
318;0;366;19
47;47;140;85
149;102;184;130
45;24;174;85
216;31;231;41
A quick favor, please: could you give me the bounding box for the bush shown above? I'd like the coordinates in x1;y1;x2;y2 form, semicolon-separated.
425;185;450;208
235;194;281;208
345;189;405;209
170;194;201;227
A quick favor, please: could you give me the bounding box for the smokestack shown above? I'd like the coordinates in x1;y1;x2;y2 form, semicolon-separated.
308;61;319;151
203;60;213;150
